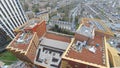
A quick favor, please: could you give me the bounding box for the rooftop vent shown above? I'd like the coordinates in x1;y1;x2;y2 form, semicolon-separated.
16;33;25;43
88;46;96;53
75;41;87;52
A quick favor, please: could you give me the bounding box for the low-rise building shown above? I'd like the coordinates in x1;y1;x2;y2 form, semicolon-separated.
60;18;111;68
35;32;71;68
7;18;46;63
7;18;118;68
110;23;120;31
25;11;35;19
35;12;49;23
6;18;72;68
49;20;73;31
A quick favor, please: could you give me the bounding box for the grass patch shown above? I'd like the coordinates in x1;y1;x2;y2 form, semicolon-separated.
0;51;18;65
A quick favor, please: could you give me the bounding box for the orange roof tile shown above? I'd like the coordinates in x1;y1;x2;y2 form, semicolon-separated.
10;32;33;51
65;35;106;66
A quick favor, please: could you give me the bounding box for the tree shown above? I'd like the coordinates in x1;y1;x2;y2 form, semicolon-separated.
24;3;29;11
33;8;39;13
117;7;120;10
55;24;59;29
75;16;79;23
32;4;39;13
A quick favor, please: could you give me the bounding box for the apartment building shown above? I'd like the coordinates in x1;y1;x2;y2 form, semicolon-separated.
36;12;49;23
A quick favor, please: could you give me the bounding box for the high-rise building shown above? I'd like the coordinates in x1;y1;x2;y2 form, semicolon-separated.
0;28;8;48
0;0;28;39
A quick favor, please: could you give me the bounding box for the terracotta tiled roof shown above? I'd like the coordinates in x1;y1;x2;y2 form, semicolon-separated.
65;35;106;66
11;43;29;51
10;32;33;51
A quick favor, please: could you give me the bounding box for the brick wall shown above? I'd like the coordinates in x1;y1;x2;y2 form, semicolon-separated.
75;33;89;41
36;65;46;68
60;58;96;68
108;50;114;67
95;30;112;38
74;33;93;44
45;32;71;43
32;21;46;38
8;49;32;63
26;33;39;63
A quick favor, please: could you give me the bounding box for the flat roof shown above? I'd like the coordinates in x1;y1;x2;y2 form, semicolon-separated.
88;21;105;31
41;38;69;50
14;18;43;31
80;18;113;35
8;32;33;51
76;25;94;38
111;23;120;30
35;45;63;68
24;19;42;30
34;32;71;68
64;35;107;67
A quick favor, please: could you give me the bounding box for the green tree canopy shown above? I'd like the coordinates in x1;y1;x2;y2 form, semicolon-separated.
32;4;39;13
24;3;29;11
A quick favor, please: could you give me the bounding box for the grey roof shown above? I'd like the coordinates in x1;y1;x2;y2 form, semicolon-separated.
40;38;69;50
113;24;120;28
111;24;120;30
76;25;94;38
89;21;105;32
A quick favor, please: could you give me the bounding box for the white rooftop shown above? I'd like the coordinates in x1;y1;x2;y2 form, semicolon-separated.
76;25;95;38
112;24;120;29
29;23;37;28
40;38;69;50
